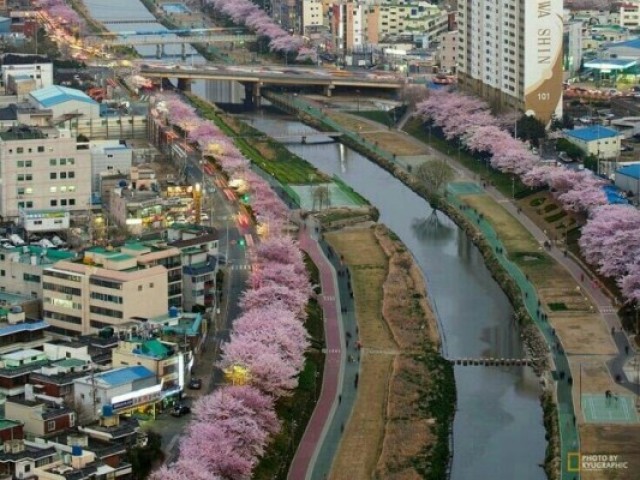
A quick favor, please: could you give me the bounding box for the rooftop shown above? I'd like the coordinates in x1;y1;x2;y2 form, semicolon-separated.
30;86;97;108
583;58;637;70
128;339;174;359
0;125;46;141
3;348;44;361
53;358;88;368
94;366;154;387
608;37;640;50
617;163;640;179
565;126;622;142
0;445;56;463
0;321;48;338
0;244;77;266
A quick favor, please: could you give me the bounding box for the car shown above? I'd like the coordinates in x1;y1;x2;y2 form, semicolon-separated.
188;378;202;390
171;405;191;417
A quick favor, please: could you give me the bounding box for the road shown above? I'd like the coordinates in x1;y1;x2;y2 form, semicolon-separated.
148;150;251;460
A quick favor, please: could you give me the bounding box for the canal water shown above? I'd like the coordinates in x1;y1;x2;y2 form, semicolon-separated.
241;111;547;480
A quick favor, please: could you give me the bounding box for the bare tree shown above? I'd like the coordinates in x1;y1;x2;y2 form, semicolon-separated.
415;158;455;194
400;84;429;109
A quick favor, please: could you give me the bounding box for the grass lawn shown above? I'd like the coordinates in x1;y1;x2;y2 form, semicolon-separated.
579;424;640;480
328;112;427;157
461;195;540;253
350;110;395;126
325;228;394;479
403;118;533;198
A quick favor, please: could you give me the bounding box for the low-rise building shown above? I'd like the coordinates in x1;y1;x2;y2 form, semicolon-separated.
0;125;92;220
112;338;185;406
42;258;168;337
615;164;640;203
4;395;76;438
0;53;53;94
73;366;160;423
0;348;48;397
0;314;49;355
147;310;206;359
0;245;77;300
564;126;624;159
89;141;133;200
0;439;56;479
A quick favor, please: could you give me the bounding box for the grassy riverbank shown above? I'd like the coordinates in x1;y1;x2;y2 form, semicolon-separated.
325;223;454;479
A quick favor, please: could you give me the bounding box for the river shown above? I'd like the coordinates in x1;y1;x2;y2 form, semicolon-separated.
240;110;547;480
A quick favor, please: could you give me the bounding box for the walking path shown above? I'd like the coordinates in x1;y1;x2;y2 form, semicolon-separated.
289;216;361;480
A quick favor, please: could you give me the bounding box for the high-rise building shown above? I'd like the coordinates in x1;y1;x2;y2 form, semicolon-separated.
456;0;563;123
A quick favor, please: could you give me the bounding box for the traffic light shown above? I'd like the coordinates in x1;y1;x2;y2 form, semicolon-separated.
239;238;246;247
242;194;250;203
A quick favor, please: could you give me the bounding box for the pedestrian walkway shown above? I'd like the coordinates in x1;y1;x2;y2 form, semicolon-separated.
289;216;361;480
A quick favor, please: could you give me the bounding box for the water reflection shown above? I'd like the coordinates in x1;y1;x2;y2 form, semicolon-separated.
411;214;454;244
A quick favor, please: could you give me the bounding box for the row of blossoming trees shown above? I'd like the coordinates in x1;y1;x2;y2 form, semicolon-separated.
150;94;312;479
206;0;305;56
416;89;640;303
36;0;85;32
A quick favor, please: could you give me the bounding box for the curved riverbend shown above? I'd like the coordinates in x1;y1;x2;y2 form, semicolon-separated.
244;112;547;480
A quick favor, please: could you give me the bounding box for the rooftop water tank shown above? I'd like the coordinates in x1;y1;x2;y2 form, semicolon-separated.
169;306;179;318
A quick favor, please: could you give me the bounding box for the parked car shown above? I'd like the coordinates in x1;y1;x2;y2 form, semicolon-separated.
171;405;191;417
188;378;202;390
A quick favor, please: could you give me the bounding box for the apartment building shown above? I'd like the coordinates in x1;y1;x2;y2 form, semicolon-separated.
0;125;92;219
618;3;640;29
367;1;448;45
456;0;563;123
42;258;168;337
302;0;324;34
331;2;366;51
437;30;458;73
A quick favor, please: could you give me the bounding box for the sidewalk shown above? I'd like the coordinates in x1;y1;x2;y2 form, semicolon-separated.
288;218;346;480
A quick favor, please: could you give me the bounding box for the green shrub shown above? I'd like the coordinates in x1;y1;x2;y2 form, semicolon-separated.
543;203;558;213
545;211;567;223
530;197;546;207
547;302;568;311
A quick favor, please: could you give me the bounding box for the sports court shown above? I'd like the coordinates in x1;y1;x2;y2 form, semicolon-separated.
581;393;639;424
447;182;485;196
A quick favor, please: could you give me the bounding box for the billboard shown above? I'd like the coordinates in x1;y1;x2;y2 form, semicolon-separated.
524;0;564;123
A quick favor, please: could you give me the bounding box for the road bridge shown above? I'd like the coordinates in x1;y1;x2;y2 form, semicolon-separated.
97;33;256;47
139;64;406;105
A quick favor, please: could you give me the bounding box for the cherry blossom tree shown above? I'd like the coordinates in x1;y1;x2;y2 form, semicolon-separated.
149;459;219;480
619;263;640;302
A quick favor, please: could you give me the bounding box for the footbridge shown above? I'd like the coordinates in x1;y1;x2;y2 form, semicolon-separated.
139;63;406;105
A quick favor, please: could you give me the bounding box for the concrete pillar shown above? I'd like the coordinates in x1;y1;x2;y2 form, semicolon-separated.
181;43;186;61
177;78;192;92
324;84;334;97
161;44;166;57
254;83;261;108
156;44;162;59
244;83;261;109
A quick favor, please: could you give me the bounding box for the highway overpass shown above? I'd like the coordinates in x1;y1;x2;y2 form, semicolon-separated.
139;64;406;103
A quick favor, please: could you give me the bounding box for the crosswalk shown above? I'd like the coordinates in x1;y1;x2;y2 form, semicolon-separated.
599;305;618;314
228;264;252;271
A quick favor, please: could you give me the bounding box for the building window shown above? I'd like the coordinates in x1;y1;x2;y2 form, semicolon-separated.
61;199;67;206
60;158;66;166
50;172;57;180
60;172;67;179
25;161;32;167
17;161;24;168
38;146;44;152
60;186;67;193
24;273;40;283
69;199;76;206
50;159;56;166
68;171;75;179
68;158;75;165
50;187;57;193
50;200;57;207
16;147;23;154
138;285;143;291
47;420;55;431
0;270;4;277
17;187;25;195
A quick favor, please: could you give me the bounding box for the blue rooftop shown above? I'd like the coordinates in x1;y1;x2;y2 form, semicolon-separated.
608;38;640;50
97;366;154;386
617;163;640;180
565;126;621;142
0;321;48;338
584;58;637;70
602;185;630;205
30;86;97;108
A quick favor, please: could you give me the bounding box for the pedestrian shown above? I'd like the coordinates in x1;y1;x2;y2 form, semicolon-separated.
568;376;573;386
625;345;629;355
346;339;350;348
354;373;359;388
340;423;344;434
338;394;342;404
346;331;352;339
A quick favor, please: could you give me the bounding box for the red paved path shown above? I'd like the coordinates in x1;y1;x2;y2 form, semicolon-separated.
288;228;342;480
